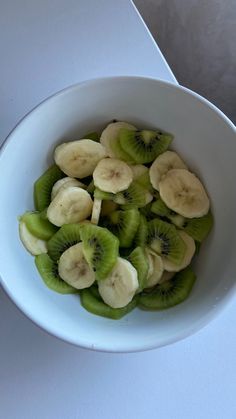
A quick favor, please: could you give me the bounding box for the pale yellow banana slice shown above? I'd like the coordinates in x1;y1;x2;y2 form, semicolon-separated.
159;169;210;218
130;164;148;179
159;271;175;284
47;186;93;227
91;198;102;225
51;177;86;200
54;139;107;178
150;151;188;191
93;158;133;193
19;221;47;255
98;257;139;308
58;243;95;289
162;231;196;272
145;249;164;288
100;121;136;157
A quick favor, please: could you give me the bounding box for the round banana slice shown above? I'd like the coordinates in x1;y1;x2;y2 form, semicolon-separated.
150;151;188;191
159;169;210;218
145;249;164;288
162;231;196;272
19;221;47;255
58;243;95;289
51;177;86;200
93;158;133;193
91;198;102;225
54;139;107;178
98;257;139;308
100;121;136;157
47;186;93;227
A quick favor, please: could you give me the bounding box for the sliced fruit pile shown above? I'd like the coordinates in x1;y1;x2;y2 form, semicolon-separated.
19;121;213;319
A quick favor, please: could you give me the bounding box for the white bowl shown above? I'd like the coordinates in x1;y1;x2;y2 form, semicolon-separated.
0;76;235;352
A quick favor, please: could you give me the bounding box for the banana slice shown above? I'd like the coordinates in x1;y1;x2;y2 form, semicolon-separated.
100;121;136;157
58;243;95;289
93;158;133;193
98;257;139;308
91;198;102;225
54;139;107;178
47;186;93;226
150;151;188;191
19;221;47;255
51;177;86;200
162;231;196;272
159;169;210;218
145;249;164;288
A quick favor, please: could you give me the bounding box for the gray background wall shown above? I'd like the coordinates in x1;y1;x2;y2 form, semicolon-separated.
134;0;236;123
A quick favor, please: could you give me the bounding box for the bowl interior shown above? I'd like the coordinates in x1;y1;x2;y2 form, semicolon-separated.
0;77;235;352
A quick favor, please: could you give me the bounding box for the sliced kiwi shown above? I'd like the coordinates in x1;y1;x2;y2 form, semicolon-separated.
101;200;118;216
135;171;153;192
34;165;64;211
47;223;81;261
135;214;148;247
86;180;95;194
83;132;100;141
35;254;78;294
183;211;213;242
89;284;102;300
114;182;148;208
110;137;136;163
81;288;138;319
102;208;140;247
140;202;156;221
128;247;149;291
94;188;115;201
40;208;48;220
79;224;119;280
119;128;173;164
194;241;201;255
22;212;58;240
146;219;186;265
139;266;196;310
151;198;185;228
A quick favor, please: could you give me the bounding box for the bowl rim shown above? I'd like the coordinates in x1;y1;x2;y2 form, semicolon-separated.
0;75;235;353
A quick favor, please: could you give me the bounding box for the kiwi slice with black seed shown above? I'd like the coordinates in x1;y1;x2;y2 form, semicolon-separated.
128;247;149;291
80;224;119;280
119;129;173;164
102;208;140;247
22;212;58;241
81;288;138;319
101;200;118;216
34;165;64;211
83;132;100;141
139;266;196;310
135;214;148;247
114;182;148;208
183;211;213;242
47;223;81;261
35;254;78;294
146;219;186;265
140;202;156;221
151;198;185;228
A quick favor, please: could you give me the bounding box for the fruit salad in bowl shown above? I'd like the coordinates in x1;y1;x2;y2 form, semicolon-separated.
0;76;235;352
19;121;213;319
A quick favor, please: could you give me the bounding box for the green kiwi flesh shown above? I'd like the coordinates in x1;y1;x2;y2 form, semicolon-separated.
47;223;81;261
34;165;64;211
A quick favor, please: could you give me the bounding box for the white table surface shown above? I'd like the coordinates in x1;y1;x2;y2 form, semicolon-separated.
0;1;235;418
